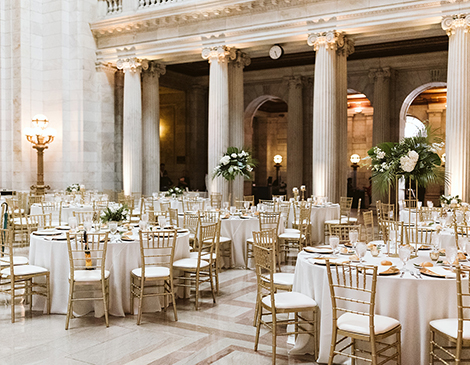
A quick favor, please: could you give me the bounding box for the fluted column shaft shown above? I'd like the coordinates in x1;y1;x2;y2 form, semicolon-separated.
229;50;250;202
443;15;470;200
203;46;236;202
142;62;166;196
287;76;303;194
309;31;342;203
117;57;147;195
336;38;354;199
370;68;391;146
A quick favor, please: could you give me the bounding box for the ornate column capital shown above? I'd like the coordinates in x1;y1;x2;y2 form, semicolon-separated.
231;49;251;68
116;57;148;73
202;46;237;64
307;30;343;51
442;14;470;36
95;61;117;73
337;37;355;57
286;75;303;89
368;67;391;80
146;61;166;77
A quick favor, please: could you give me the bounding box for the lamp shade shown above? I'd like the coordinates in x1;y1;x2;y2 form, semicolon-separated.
273;154;282;164
350;154;361;164
32;114;49;129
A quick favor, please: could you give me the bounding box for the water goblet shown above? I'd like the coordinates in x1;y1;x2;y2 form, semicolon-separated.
329;236;340;255
68;217;78;233
141;213;149;223
398;245;411;273
446;244;458;269
84;221;92;232
244;201;250;211
427;201;434;208
356;242;368;263
349;230;359;246
109;222;118;242
223;201;229;212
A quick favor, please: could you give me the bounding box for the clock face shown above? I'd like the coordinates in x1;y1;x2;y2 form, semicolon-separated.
269;45;283;60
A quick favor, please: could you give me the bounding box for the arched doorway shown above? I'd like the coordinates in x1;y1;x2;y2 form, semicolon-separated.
399;83;447;203
244;95;288;199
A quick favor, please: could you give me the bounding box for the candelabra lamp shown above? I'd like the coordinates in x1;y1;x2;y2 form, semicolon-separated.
24;114;56;195
350;154;360;190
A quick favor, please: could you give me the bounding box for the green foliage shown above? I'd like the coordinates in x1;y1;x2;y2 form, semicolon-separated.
101;205;128;223
212;147;257;181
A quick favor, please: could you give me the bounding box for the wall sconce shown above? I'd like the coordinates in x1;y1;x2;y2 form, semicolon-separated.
24;114;56;195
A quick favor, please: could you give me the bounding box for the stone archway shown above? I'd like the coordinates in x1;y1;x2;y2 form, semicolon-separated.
398;82;447;139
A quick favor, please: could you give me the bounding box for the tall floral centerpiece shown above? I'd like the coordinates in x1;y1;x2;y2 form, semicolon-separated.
213;147;256;204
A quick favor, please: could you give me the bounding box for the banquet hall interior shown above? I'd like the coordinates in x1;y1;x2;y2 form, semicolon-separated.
1;0;470;364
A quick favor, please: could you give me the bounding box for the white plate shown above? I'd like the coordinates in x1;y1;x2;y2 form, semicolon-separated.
56;226;70;230
304;246;333;254
309;257;349;265
421;266;456;279
33;229;61;236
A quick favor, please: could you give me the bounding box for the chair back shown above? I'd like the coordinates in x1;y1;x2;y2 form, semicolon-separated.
258;212;281;233
183;211;199;235
329;224;361;244
456;266;470;346
73;211;94;225
339;197;353;220
168;208;179;226
244;195;255;207
183;199;202;212
41;201;63;224
0;228;14;271
326;261;378;338
253;242;276;306
196;222;218;266
362;210;374;243
28;213;53;232
403;223;432;250
29;194;45;210
377;201;395;221
160;202;171;216
279;202;291;229
253;229;277;249
210;193;222;209
139;229;177;277
119;194;135;211
66;231;109;278
259;199;277;212
272;195;287;201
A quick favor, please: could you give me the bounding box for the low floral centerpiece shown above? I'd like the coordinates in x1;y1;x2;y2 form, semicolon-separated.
367;128;445;194
66;183;84;193
165;186;184;197
101;205;129;223
440;194;462;206
213;147;256;181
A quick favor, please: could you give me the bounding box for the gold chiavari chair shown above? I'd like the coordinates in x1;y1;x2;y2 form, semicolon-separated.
326;260;402;365
8;210;29;247
324;197;354;242
404;222;433;250
430;265;470;364
246;212;281;269
183;199;202;212
252;229;294;326
210;192;222;209
183;211;200;249
362;210;375;243
27;213;54;234
272;195;287;201
93;198;109;211
28;194;45;213
235;200;245;210
0;228;50;323
173;222;218;310
41;201;63;226
279;205;311;263
377;200;396;222
130;229;178;324
160;201;171;217
253;241;318;364
329;224;361;245
65;231;110;329
168;207;179;226
244;195;255;207
72;211;94;225
278;201;291;230
259;199;277;212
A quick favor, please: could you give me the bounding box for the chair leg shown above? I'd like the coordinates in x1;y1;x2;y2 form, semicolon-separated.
328;326;337;365
397;330;401;365
130;276;134;315
195;272;200;310
137;277;144;325
169;279;178;321
209;267;216;304
102;279;109;327
65;281;74;330
430;330;435;365
351;339;356;365
11;283;15;323
252;295;259;327
46;273;51;314
254;305;262;351
272;309;277;365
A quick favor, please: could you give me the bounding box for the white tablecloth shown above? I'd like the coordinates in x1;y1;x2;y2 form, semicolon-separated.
308;204;340;244
153;198;208;213
30;203;93;224
29;232;190;317
292;250;458;365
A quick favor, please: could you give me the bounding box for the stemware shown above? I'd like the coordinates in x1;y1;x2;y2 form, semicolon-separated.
329;236;340;255
109;222;118;242
83;221;92;232
349;230;359;246
141;213;149;223
68;217;78;233
244;201;250;211
398;245;411;273
427;201;434;208
223;201;229;212
446;244;458;269
356;242;367;263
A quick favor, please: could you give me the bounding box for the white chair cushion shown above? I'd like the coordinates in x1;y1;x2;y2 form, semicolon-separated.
284;228;300;234
262;273;294;287
219;236;231;243
247;237;254;243
337;312;400;335
325;218;350;225
348;217;358;222
189;252;216;261
131;266;169;278
262;292;317;310
173;258;209;269
71;270;110;282
0;256;29;267
279;232;301;240
430;318;470;340
1;264;48;276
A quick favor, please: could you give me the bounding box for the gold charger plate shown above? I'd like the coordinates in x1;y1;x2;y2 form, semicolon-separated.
378;266;400;276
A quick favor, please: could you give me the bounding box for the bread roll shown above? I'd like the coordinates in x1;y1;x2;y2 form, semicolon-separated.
381;260;393;266
458;252;466;261
419;261;433;268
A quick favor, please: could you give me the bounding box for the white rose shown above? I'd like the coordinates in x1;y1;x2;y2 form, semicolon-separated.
228;166;234;174
247;165;253;172
408;150;419;161
377;151;385;159
221;156;230;165
231;153;237;158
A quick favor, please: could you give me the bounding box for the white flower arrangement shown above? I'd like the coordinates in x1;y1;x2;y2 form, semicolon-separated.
213;147;256;181
66;183;82;193
165;186;184;197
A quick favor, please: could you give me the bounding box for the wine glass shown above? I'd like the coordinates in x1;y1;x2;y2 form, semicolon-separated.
329;236;340;255
427;201;434;208
141;213;149;223
398;245;411;273
349;230;359;246
84;221;92;232
446;244;458;269
68;217;78;233
356;242;368;263
109;222;118;242
244;201;250;211
223;201;229;212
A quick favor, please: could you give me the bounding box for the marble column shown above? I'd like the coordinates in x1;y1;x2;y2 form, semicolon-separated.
117;57;148;196
336;38;354;199
308;31;343;203
286;76;303;194
142;62;166;196
442;14;470;201
202;46;236;202
369;67;391;147
229;50;251;202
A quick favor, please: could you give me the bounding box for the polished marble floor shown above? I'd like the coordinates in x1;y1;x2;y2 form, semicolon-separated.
0;255;318;365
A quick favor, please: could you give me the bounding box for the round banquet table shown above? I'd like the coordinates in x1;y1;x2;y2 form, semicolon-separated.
29;231;190;317
30;203;93;223
153;198;208;213
291;250;460;365
290;204;339;244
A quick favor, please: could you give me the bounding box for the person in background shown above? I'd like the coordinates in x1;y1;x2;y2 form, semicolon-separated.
160;163;173;191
